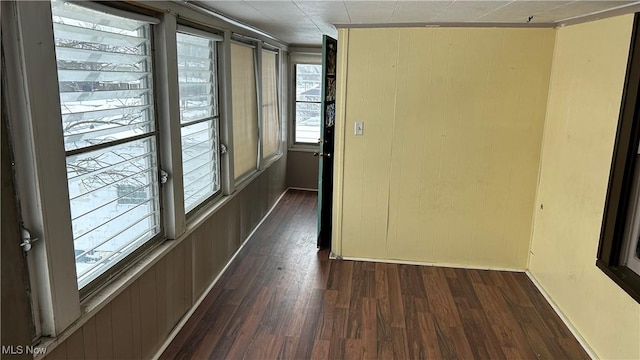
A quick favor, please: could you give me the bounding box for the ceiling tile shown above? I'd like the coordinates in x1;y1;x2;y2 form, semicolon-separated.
533;1;633;22
244;0;310;22
294;0;352;23
343;0;399;23
391;1;454;22
431;1;511;22
479;1;572;22
200;0;266;22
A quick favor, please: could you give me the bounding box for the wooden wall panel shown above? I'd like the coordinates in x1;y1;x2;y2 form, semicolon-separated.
81;317;98;359
111;289;133;359
193;220;214;298
38;158;286;360
337;27;555;269
271;158;287;204
138;267;159;360
94;304;113;360
286;151;318;190
223;196;241;261
528;15;640;359
64;329;85;359
44;342;67;360
129;281;142;360
155;257;169;343
183;239;193;312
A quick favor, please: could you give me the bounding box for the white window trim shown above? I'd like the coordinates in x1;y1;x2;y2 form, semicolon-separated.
176;26;224;215
177;24;223;41
256;41;265;171
5;0;82;336
68;0;160;24
219;30;236;196
155;13;186;239
289;51;322;151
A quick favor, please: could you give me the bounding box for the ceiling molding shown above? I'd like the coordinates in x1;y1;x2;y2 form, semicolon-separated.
288;46;322;54
182;0;640;45
334;22;555;29
173;0;289;49
556;1;640;27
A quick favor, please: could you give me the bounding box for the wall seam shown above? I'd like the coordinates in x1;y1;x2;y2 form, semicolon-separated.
526;28;559;271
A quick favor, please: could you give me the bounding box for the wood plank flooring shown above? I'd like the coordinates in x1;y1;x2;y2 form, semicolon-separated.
161;190;589;360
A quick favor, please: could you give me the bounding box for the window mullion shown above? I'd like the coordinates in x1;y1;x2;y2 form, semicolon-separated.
220;30;235;195
256;42;264;170
6;0;81;336
154;13;186;237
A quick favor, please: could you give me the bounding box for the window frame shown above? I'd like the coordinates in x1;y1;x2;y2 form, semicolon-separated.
49;1;166;295
260;47;283;164
175;26;224;216
597;13;640;304
289;52;322;151
230;39;261;184
3;0;287;341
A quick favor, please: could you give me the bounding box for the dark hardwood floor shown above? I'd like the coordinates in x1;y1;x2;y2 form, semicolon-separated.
161;190;589;360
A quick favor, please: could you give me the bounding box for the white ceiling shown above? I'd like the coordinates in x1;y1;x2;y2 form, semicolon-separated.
196;0;640;45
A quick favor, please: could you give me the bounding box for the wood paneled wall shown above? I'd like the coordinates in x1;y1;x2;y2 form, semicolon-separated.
335;28;555;269
42;158;287;360
286;151;319;190
528;15;640;359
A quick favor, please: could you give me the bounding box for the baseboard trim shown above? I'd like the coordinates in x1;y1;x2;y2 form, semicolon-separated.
525;271;597;360
152;188;290;360
339;256;525;273
287;186;318;192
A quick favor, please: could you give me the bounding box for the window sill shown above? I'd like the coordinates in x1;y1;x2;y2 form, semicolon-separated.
596;260;640;304
34;236;178;359
262;151;283;169
33;154;284;359
288;145;319;153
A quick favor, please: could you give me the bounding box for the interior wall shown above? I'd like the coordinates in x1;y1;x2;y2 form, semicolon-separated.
37;158;286;359
335;27;554;269
528;14;640;359
286;151;318;190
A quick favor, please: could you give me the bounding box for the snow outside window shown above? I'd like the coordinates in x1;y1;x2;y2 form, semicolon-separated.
295;64;322;144
51;0;161;288
177;31;221;213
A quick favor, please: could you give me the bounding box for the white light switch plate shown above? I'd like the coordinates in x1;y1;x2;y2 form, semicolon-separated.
354;121;364;135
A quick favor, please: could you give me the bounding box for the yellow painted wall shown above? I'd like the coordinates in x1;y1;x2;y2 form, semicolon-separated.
528;15;640;359
336;27;554;269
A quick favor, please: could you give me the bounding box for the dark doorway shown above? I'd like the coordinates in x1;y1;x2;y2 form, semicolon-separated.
317;35;337;249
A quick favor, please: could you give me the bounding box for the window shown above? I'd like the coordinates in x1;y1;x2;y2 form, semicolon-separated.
621;160;640;276
231;42;258;180
597;14;640;304
261;50;280;159
51;0;161;288
6;0;287;337
177;30;221;212
294;64;322;144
